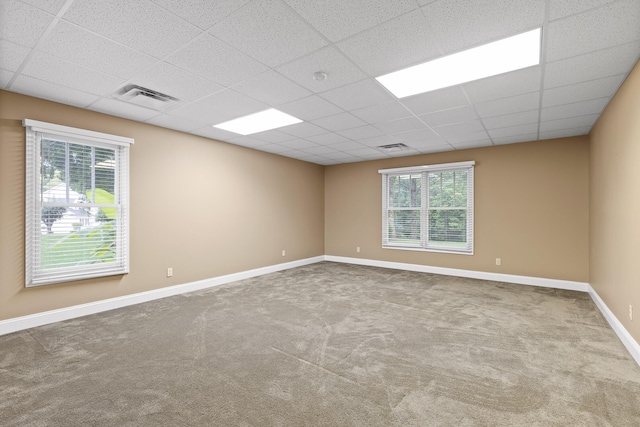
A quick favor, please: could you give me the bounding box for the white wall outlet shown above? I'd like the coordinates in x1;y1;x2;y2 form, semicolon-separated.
357;246;360;253
282;250;286;257
630;305;633;321
496;258;501;266
167;267;173;278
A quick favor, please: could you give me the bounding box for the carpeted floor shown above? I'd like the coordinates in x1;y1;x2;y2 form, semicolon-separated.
1;262;639;426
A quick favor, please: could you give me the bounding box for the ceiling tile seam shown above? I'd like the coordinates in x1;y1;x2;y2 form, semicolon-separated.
547;0;631;24
536;0;552;140
544;73;628;92
545;39;640;69
6;0;76;89
149;0;248;32
458;85;495;147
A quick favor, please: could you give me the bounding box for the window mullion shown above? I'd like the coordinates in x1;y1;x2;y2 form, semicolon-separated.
422;171;428;249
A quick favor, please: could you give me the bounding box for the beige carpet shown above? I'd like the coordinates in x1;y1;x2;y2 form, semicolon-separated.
1;262;639;426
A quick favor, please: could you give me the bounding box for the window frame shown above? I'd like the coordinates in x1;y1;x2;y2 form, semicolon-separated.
24;119;133;287
379;161;475;255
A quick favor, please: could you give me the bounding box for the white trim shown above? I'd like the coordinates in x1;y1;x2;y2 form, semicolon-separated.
3;254;638;369
378;160;475;174
588;286;640;366
0;256;323;336
23;119;134;146
325;256;589;291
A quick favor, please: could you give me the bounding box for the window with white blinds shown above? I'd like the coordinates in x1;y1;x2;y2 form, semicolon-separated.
379;161;474;254
24;119;133;287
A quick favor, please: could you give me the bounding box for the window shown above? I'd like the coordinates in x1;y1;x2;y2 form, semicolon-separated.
24;119;133;286
379;161;474;254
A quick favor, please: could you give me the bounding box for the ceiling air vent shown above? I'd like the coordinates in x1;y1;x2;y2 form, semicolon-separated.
116;84;179;110
377;143;411;152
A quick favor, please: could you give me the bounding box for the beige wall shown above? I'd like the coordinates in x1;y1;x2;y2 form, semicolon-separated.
590;60;640;344
325;138;590;282
0;90;325;320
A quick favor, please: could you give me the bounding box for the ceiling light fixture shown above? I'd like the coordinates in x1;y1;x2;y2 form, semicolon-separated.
376;28;542;98
213;108;302;135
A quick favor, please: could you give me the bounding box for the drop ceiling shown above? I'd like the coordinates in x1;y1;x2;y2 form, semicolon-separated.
1;0;639;165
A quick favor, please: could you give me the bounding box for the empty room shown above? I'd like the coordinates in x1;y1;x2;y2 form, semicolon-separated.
1;0;639;425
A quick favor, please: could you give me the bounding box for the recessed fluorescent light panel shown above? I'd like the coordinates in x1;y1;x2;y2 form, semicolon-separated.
376;28;542;98
213;108;302;135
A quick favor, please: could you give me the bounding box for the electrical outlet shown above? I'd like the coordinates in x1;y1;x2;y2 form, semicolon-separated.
496;258;501;266
282;250;286;257
357;246;360;253
630;305;633;321
167;267;173;278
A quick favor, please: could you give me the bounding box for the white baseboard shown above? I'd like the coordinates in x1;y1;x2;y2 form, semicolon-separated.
588;286;640;366
0;256;324;336
3;254;638;368
324;256;590;292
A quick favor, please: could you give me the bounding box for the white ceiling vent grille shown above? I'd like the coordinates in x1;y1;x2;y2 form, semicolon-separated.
377;143;411;152
116;85;179;110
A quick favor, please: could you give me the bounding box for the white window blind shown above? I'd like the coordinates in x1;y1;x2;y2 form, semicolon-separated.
379;161;474;254
24;119;133;287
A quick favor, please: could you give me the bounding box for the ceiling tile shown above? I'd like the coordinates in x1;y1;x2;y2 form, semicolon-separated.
210;0;327;68
63;0;201;58
357;135;399;147
450;140;493;149
258;143;298;154
298;145;343;156
548;0;617;21
305;132;351;144
539;126;592;140
151;0;250;30
474;92;540;118
419;105;479;127
19;0;69;14
0;0;53;47
0;70;14;88
346;147;400;158
327;141;371;151
22;51;124;96
374;117;428;134
230;70;311;106
463;66;542;103
250;129;297;143
165;34;268;86
337;9;441;76
321;79;395;110
539;114;599;132
0;39;31;72
283;0;417;42
443;130;490;144
279;122;328;138
89;98;160;121
351;101;412;123
540;98;609;121
278;95;343;121
481;110;539;130
492;133;538;145
542;74;624;107
400;86;470;116
38;21;158;79
311;112;367;132
10;74;100;107
421;0;545;54
546;0;640;62
434;120;485;138
146;113;206;133
170;89;267;124
544;41;640;89
227;135;271;148
276;46;367;93
338;125;383;140
277;139;320;150
130;62;222;102
392;128;440;142
488;123;539;139
415;145;453;154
